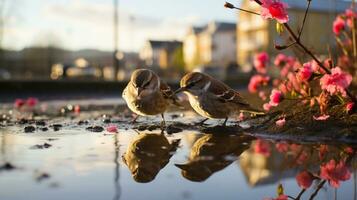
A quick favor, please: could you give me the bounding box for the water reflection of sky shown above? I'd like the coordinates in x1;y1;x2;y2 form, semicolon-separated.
0;129;355;200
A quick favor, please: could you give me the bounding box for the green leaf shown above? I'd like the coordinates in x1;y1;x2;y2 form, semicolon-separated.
276;23;284;35
277;183;284;196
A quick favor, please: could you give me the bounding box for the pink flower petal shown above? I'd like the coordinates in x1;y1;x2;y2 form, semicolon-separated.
106;125;118;133
313;114;330;121
275;118;286;127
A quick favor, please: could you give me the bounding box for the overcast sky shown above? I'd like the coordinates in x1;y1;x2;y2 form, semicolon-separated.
2;0;237;52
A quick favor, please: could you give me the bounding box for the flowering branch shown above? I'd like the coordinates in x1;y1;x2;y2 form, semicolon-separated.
298;0;312;40
224;2;260;16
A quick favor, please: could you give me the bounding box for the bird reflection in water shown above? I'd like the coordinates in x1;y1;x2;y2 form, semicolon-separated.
122;133;180;183
175;133;252;182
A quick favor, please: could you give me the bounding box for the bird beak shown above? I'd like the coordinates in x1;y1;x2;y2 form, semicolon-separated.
174;87;186;95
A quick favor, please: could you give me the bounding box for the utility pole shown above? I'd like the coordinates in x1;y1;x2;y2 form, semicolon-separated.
113;0;119;81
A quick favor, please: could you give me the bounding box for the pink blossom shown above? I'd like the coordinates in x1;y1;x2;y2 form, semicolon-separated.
106;125;118;133
260;0;289;24
313;114;330;121
269;89;283;106
344;147;354;154
26;97;38;107
263;195;288;200
275;142;289;153
320;159;351;188
275;118;286;127
346;8;357;18
259;91;267;100
254;139;271;157
254;52;269;74
296;171;314;189
333;17;345;35
263;103;272;111
320;67;352;97
238;112;245;121
274;53;288;67
346;102;354;113
248;75;270;93
74;105;81;114
297;62;313;81
14;99;25;108
296;151;308;165
287;72;301;92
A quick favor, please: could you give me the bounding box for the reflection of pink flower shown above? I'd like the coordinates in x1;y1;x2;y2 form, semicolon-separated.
254;52;269;74
254;139;271;157
14;99;25;108
320;67;352;97
275;118;286;127
320;159;351;188
296;151;308;165
319;145;328;160
333;17;345;35
297;62;313;81
248;75;270;93
26;97;38;107
296;171;314;189
275;142;289;153
313;114;330;121
261;0;289;24
269;89;283;106
346;102;354;113
106;125;118;133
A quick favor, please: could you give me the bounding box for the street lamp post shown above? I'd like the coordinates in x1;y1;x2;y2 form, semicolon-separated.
113;0;119;81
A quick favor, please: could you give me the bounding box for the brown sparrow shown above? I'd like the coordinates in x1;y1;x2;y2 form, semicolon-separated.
175;133;252;182
175;72;264;126
122;133;180;183
122;69;178;125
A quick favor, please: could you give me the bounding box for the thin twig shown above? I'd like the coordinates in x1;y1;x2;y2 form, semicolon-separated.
230;6;261;16
296;189;307;200
298;0;312;40
308;180;326;200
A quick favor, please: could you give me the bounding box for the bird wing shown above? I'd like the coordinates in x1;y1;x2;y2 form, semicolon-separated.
208;79;250;106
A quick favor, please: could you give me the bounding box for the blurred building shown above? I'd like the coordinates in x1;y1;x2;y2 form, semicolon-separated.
183;21;237;71
140;40;183;69
237;0;351;71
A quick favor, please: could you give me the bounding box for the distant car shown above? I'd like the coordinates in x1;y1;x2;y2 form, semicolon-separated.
193;65;226;80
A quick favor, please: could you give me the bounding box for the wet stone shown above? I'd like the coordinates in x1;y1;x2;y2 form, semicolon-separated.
51;124;62;131
24;126;36;133
165;125;183;134
41;127;49;132
86;126;104;132
103;118;111;123
31;143;52;149
0;162;16;171
34;172;50;182
35;120;46;126
18;118;29;125
77;120;89;125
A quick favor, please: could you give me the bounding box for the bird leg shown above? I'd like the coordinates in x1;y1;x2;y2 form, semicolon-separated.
160;113;166;129
222;118;228;126
194;118;209;126
130;115;139;124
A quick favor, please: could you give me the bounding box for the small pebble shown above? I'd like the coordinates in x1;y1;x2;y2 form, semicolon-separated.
35;120;46;126
41;127;49;131
86;126;104;132
166;125;183;134
24;126;36;133
31;143;52;149
0;162;16;171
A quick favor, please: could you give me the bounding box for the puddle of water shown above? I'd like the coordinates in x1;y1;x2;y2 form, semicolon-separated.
0;128;356;200
0;99;356;200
